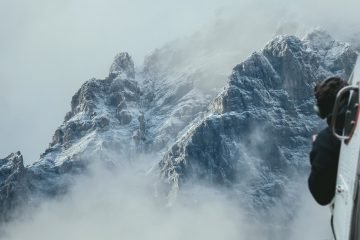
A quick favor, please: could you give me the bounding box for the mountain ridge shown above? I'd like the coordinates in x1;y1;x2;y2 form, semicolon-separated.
0;30;357;227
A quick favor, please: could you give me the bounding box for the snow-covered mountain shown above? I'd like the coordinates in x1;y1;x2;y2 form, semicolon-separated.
159;31;357;234
0;29;357;227
160;29;357;196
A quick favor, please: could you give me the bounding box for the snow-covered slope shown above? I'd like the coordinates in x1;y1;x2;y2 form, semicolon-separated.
159;30;357;230
0;30;357;224
161;30;356;185
0;46;218;221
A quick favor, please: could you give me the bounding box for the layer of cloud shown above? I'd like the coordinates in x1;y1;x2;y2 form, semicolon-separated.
0;161;331;240
1;163;255;240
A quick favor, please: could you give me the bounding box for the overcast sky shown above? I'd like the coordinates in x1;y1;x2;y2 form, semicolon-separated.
1;0;359;164
0;0;241;164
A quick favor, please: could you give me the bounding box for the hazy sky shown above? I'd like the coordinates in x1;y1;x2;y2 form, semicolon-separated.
1;0;359;164
0;0;239;163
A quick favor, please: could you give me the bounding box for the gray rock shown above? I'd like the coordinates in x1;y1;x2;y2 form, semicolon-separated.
116;110;133;125
133;114;146;142
160;31;357;212
109;52;135;79
0;152;28;221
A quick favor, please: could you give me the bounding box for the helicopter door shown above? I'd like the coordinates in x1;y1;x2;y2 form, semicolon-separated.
332;59;360;240
349;71;360;240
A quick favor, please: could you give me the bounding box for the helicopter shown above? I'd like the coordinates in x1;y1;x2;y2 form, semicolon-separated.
330;56;360;240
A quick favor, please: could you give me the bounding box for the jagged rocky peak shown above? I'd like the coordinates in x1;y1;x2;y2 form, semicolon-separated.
43;54;142;162
302;28;334;50
63;71;141;122
160;31;358;210
109;52;135;79
302;29;357;78
47;76;142;156
248;30;358;102
261;36;316;101
0;151;24;174
0;151;27;222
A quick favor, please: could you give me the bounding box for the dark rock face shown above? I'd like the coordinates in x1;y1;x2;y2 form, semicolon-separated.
0;151;86;222
0;152;28;221
159;31;357;210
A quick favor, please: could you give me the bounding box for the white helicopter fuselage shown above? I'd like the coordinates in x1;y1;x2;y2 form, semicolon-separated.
332;58;360;240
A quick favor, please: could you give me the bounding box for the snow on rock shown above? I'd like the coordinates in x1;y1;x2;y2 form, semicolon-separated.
0;30;357;226
159;31;357;226
0;152;27;221
0;45;217;221
109;52;135;79
140;48;216;152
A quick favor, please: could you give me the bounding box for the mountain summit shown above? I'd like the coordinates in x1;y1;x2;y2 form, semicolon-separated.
109;52;135;79
160;31;356;215
0;30;357;229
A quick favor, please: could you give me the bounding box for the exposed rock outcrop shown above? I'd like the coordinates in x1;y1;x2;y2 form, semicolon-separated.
0;31;357;229
159;31;357;210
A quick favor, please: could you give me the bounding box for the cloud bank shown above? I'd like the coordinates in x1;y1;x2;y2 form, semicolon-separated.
0;161;331;240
